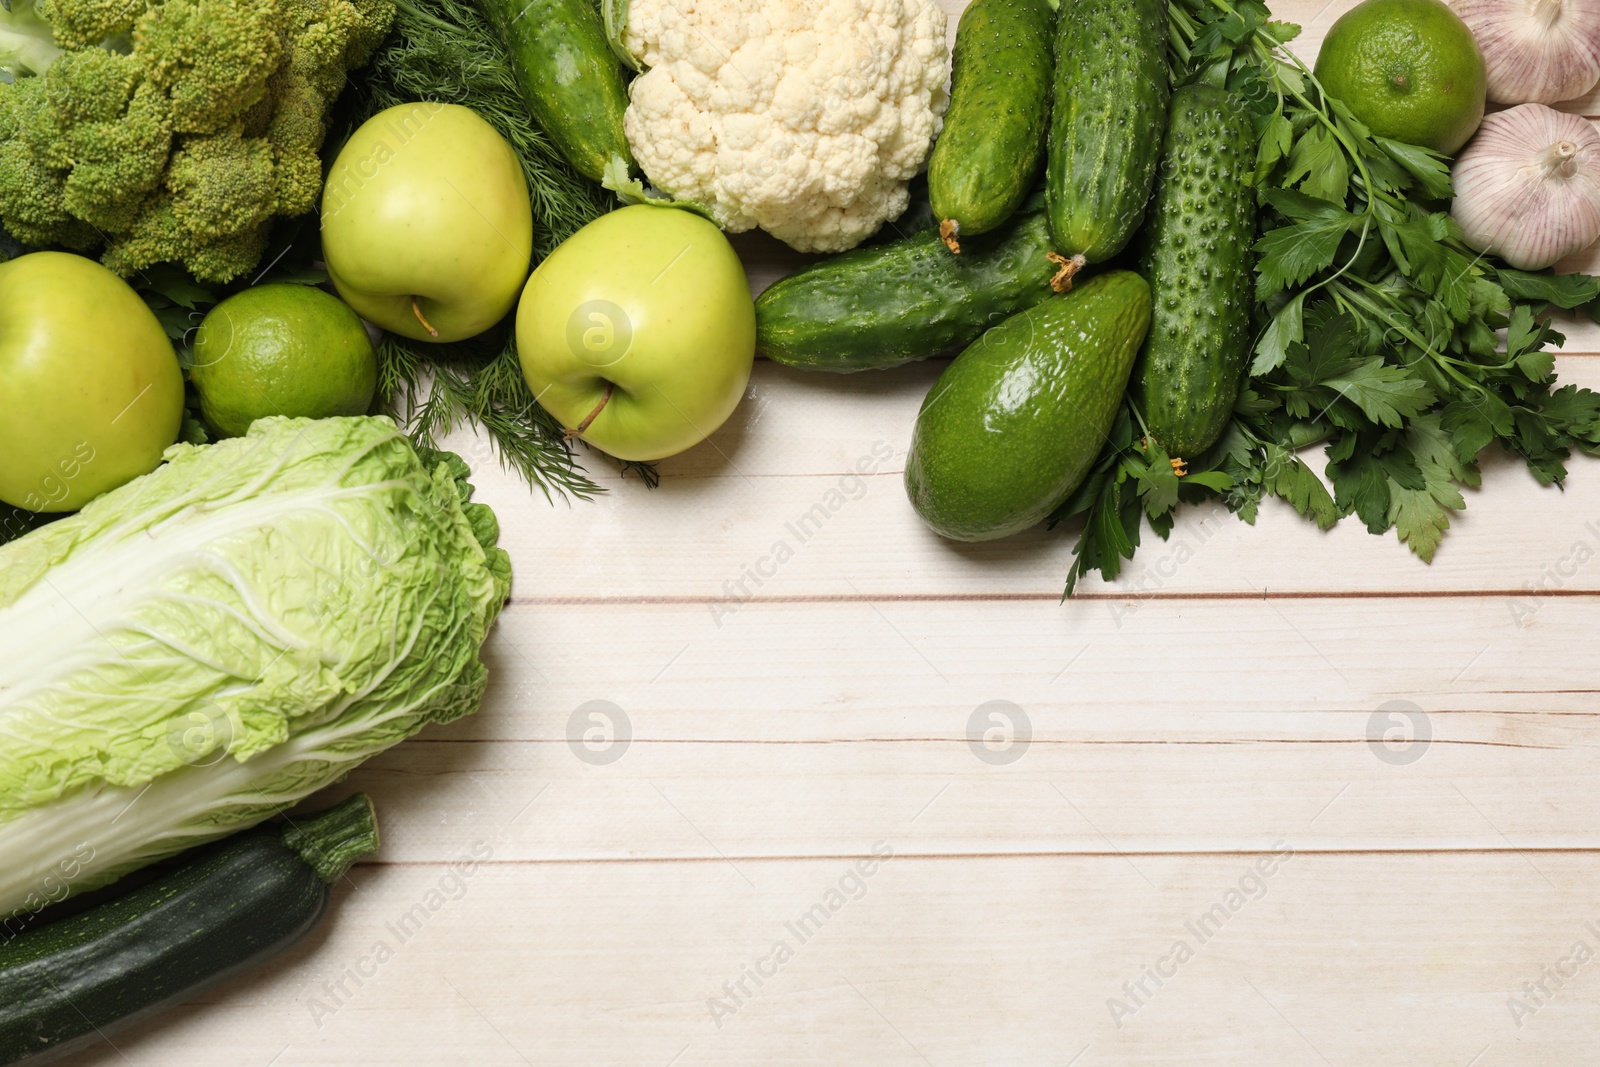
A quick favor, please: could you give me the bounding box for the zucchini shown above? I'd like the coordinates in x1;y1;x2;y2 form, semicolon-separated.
1044;0;1169;281
756;212;1061;372
1133;84;1258;458
927;0;1055;252
474;0;634;182
0;795;379;1066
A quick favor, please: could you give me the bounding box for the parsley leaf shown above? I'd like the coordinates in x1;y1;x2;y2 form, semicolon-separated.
1284;124;1349;204
1262;444;1338;528
1253;291;1306;373
1254;192;1358;299
1387;485;1452;561
1495;268;1600;309
1378;210;1481;321
1055;0;1600;595
1372;137;1453;200
1321;360;1436;427
1327;447;1392;532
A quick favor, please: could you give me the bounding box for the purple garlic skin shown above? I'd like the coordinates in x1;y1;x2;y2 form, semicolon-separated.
1453;0;1600;104
1451;103;1600;269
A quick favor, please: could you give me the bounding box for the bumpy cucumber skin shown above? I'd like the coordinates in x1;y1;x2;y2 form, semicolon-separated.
1045;0;1169;262
756;213;1060;372
476;0;633;182
928;0;1055;241
905;271;1153;542
1134;84;1258;458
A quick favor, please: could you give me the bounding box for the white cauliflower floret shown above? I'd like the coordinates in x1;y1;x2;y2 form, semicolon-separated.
623;0;949;253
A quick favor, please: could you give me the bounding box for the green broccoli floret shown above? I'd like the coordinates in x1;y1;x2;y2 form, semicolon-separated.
26;51;171;232
167;126;277;237
0;77;95;248
0;0;395;282
134;0;285;134
33;0;141;50
105;129;275;279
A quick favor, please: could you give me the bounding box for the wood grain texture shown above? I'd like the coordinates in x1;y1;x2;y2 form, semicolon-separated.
55;856;1600;1065
57;0;1600;1063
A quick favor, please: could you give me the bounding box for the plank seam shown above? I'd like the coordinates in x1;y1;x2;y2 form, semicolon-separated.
506;589;1600;606
355;846;1600;867
399;737;1584;748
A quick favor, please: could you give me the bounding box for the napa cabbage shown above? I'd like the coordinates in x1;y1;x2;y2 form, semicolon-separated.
0;416;511;917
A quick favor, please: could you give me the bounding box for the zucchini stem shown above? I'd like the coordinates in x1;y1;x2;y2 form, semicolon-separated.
282;794;380;884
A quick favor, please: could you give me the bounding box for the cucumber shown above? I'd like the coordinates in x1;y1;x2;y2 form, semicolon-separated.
756;212;1061;372
905;271;1152;541
1044;0;1169;279
927;0;1055;252
474;0;634;182
1133;83;1258;459
0;795;379;1066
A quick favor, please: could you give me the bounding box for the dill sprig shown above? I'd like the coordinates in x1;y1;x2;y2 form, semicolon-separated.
363;0;610;260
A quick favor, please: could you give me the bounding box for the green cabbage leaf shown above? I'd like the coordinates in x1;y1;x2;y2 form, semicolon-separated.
0;416;511;917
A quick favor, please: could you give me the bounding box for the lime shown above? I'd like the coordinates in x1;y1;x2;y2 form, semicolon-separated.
1314;0;1487;155
191;285;377;438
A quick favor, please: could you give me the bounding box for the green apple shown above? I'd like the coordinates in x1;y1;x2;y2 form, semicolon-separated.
0;252;183;512
322;102;534;343
516;206;755;462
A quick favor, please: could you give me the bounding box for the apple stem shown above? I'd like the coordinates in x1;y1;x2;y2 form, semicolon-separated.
411;296;440;338
565;382;615;441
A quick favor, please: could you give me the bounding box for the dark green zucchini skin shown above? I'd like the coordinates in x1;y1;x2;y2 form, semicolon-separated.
756;212;1061;372
1044;0;1169;263
928;0;1055;247
1133;83;1258;458
0;795;378;1067
474;0;634;182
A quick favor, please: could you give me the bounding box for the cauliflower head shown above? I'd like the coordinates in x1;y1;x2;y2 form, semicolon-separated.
0;0;393;282
622;0;948;253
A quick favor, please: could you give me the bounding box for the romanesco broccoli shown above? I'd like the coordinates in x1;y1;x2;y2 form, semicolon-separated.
0;0;393;281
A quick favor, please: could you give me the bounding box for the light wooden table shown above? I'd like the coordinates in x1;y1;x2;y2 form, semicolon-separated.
65;1;1600;1063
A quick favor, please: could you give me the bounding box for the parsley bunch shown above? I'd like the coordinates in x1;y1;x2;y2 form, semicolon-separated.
1058;0;1600;594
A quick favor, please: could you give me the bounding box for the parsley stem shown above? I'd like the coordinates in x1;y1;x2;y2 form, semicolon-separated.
1333;279;1495;398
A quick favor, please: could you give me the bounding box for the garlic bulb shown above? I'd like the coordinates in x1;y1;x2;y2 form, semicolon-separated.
1451;104;1600;269
1452;0;1600;104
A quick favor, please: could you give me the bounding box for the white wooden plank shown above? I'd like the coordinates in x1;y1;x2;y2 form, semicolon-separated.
469;595;1600;728
302;587;1600;861
47;4;1600;1067
338;724;1600;860
54;854;1600;1066
462;357;1600;599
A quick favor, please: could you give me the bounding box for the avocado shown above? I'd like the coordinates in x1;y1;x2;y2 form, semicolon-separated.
904;270;1152;541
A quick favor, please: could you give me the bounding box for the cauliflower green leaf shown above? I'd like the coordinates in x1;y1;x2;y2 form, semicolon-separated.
0;0;65;77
